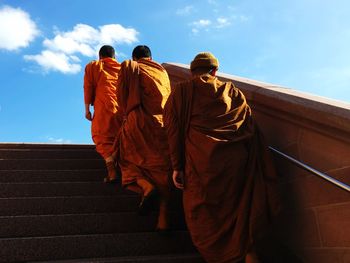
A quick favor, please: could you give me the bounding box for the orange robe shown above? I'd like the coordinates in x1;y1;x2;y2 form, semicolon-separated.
116;59;171;194
164;74;280;263
84;57;121;159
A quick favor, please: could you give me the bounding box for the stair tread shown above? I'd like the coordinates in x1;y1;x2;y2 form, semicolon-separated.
0;182;126;197
0;169;105;182
0;230;190;240
0;144;192;262
0;159;105;170
0;149;101;159
0;231;197;262
0;211;187;238
31;253;204;263
0;195;141;216
0;143;95;149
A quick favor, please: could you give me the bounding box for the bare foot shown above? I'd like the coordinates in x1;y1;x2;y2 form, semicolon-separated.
136;178;155;196
245;251;260;263
104;161;117;183
156;200;169;231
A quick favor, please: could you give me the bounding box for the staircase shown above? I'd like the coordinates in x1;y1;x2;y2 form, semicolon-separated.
0;143;203;262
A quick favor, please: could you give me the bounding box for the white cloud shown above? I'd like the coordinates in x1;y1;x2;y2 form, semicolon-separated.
216;17;231;28
0;5;39;51
185;1;250;35
232;14;249;22
43;34;96;57
190;13;249;35
190;19;212;35
192;19;212;28
176;5;194;16
42;23;138;57
55;24;98;44
192;28;199;35
24;50;81;74
46;136;72;144
99;24;138;45
190;19;213;35
25;23;138;74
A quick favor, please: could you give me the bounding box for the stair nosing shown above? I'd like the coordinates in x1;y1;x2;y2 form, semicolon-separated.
0;211;143;219
0;230;189;241
0;194;135;200
0;181;111;185
27;253;202;263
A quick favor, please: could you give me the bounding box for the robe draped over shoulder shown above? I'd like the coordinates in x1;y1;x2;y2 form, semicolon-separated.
84;57;121;158
164;74;280;263
116;59;171;192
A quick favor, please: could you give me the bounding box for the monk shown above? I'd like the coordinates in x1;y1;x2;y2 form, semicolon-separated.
164;52;280;263
84;45;121;183
115;45;172;231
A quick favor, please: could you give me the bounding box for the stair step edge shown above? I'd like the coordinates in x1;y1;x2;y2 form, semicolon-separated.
32;253;204;263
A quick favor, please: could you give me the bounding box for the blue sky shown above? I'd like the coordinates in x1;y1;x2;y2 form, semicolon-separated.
0;0;349;144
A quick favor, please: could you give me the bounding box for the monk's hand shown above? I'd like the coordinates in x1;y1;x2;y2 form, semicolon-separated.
85;110;92;121
172;170;184;190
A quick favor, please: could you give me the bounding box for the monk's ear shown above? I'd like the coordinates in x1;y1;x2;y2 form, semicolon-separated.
210;68;217;76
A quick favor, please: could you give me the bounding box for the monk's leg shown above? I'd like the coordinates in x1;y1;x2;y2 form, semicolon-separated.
135;168;171;224
104;156;118;183
136;178;158;215
156;195;169;231
136;178;156;196
119;161;144;195
118;161;157;214
148;169;171;231
93;135;118;183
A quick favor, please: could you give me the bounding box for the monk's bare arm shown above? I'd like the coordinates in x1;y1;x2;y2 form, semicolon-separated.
85;103;92;121
172;170;184;189
164;89;186;190
83;63;95;121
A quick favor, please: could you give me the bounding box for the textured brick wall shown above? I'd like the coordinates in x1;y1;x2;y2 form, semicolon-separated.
163;63;350;263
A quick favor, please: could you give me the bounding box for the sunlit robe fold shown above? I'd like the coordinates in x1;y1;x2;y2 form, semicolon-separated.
84;57;121;159
116;59;171;193
164;74;280;263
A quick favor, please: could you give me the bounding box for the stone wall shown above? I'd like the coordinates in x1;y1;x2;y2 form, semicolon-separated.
163;63;350;263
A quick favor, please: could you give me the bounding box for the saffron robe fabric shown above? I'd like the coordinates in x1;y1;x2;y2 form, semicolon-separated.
164;74;280;263
116;59;172;193
84;57;121;159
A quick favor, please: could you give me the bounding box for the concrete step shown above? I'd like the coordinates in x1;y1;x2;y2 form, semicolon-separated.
0;143;95;150
0;231;197;262
0;195;139;216
0;182;125;198
0;149;101;159
34;253;205;263
0;143;194;263
0;169;105;183
0;212;187;238
0;193;184;216
0;143;96;151
0;159;105;170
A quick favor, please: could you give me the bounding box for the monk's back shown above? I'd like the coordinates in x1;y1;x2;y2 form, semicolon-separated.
118;59;171;169
87;58;120;113
138;60;171;118
190;74;250;141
